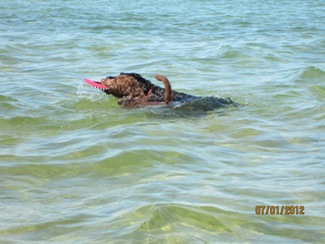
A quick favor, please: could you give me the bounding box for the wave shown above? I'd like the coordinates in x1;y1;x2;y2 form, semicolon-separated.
299;66;325;80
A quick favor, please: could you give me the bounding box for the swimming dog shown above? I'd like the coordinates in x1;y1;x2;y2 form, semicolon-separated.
85;72;235;108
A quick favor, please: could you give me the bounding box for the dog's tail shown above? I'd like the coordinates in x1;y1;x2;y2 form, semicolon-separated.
155;74;172;105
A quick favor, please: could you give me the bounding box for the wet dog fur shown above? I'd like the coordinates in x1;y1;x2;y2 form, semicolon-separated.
100;72;234;108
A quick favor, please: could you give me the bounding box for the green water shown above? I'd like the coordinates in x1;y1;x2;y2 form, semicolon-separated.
1;0;324;243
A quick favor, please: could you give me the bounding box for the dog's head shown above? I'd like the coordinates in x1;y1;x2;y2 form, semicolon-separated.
100;73;153;99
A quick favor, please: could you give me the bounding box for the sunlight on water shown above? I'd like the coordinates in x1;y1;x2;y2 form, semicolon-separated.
0;0;324;243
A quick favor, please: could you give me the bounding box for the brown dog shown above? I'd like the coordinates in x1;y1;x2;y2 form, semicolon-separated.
85;72;235;108
100;73;173;107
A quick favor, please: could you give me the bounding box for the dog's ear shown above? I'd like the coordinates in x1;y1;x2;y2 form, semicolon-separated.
126;73;152;94
138;80;151;94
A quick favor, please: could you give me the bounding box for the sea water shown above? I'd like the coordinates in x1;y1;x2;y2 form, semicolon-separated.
0;0;324;242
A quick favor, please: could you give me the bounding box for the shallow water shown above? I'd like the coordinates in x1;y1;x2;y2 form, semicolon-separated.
1;0;325;243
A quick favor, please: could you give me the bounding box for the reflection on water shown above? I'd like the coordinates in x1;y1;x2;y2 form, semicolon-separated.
0;0;324;242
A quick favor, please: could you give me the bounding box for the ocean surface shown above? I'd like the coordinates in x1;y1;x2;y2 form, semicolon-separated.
1;0;324;243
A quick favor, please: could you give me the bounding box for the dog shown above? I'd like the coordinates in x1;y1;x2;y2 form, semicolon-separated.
86;72;236;108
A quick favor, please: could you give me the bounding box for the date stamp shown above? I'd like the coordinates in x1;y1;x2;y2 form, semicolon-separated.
255;205;305;215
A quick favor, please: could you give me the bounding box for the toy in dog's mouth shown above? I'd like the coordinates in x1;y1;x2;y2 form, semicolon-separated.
84;78;109;91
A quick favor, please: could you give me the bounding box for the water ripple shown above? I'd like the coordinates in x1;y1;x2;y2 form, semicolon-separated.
1;0;324;242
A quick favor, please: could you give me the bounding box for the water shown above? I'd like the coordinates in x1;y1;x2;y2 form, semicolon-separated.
1;0;324;242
